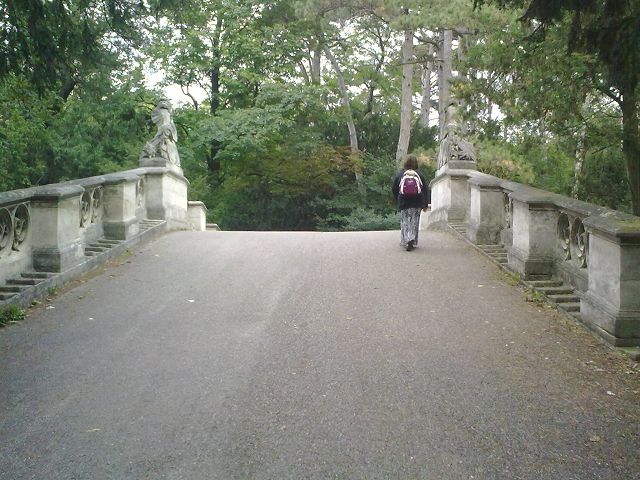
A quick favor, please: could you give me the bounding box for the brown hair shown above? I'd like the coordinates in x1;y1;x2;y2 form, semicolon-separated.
403;155;418;170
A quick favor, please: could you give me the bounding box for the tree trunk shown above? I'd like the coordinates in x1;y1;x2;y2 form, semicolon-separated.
323;43;363;190
420;62;431;127
181;84;199;110
311;42;322;85
571;94;590;198
396;29;414;162
438;29;453;141
621;87;640;216
323;45;358;153
209;17;223;115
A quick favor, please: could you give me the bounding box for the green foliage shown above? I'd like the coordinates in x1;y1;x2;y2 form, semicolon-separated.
317;207;399;232
47;79;157;181
0;74;51;190
0;73;160;188
0;305;26;327
475;138;535;184
575;147;631;213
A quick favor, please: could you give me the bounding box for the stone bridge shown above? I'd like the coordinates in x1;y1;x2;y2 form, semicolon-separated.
1;131;640;478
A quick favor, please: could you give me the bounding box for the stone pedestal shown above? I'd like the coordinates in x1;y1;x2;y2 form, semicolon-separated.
30;186;85;272
187;201;207;231
428;167;475;228
103;173;140;240
581;215;640;346
139;157;183;177
508;190;557;277
467;176;504;245
143;168;189;230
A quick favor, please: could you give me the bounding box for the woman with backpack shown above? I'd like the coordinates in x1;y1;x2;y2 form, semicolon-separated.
392;155;430;251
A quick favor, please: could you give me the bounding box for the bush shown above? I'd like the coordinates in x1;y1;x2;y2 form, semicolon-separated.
0;305;26;327
317;208;398;232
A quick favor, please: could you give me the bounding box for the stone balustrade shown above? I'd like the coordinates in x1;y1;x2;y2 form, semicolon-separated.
429;164;640;348
0;166;205;304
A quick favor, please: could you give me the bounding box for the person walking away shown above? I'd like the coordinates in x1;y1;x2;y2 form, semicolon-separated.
392;155;429;251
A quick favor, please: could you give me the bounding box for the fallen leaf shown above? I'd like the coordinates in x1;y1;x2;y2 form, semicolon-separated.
589;435;602;443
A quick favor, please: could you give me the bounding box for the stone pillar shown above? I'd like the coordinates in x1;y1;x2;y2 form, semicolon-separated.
102;173;140;240
508;189;558;277
143;168;189;230
581;215;640;347
428;167;473;228
30;185;85;272
467;176;505;245
187;201;207;231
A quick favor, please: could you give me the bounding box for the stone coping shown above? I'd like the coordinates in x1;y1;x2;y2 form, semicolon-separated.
0;167;190;208
30;185;85;201
188;201;208;210
0;188;37;207
102;171;141;185
432;168;640;237
583;211;640;243
133;167;189;184
60;175;106;188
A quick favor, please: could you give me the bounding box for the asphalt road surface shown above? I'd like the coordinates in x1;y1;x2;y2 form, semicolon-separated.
1;230;639;480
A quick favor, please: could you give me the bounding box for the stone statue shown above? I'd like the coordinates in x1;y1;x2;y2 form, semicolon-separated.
140;99;181;167
437;101;476;170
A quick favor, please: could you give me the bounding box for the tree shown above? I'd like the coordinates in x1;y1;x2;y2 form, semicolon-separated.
474;0;640;215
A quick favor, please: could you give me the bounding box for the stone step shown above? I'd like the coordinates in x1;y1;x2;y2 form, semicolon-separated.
526;274;552;281
547;294;581;304
21;272;55;279
85;246;109;253
7;278;40;286
560;302;581;312
96;240;120;246
489;253;508;259
0;293;16;300
484;248;506;254
537;286;576;295
0;285;26;293
527;280;563;288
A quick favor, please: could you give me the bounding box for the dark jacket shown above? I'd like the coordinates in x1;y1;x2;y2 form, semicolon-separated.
392;169;430;211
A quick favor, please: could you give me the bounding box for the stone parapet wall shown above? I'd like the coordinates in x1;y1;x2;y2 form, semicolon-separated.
428;167;640;347
0;167;191;287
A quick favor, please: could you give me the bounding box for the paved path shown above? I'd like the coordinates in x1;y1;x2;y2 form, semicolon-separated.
0;230;638;480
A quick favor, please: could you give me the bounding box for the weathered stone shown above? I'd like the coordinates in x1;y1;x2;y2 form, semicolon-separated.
30;185;85;272
139;99;182;175
581;213;640;346
102;173;140;240
467;176;504;245
188;201;207;231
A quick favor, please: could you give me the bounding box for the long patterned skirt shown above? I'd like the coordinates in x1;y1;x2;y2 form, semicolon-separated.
400;208;421;247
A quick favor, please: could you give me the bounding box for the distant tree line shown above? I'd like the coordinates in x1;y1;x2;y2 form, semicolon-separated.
1;0;637;230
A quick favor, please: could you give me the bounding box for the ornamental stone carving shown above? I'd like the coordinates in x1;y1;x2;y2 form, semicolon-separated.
557;211;589;268
0;203;30;257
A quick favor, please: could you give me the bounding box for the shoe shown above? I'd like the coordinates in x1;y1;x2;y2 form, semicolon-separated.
406;240;414;251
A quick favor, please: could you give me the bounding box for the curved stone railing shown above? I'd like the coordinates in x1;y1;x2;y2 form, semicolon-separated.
428;164;640;348
0;166;207;305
